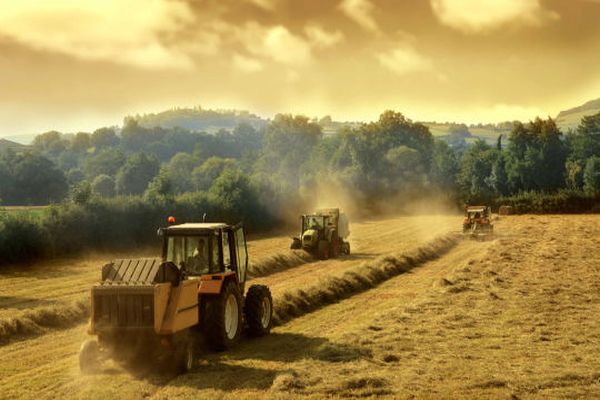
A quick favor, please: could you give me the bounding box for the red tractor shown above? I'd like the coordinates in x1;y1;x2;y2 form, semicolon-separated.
463;206;494;238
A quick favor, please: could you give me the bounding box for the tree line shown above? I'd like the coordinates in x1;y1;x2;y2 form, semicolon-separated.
1;110;600;210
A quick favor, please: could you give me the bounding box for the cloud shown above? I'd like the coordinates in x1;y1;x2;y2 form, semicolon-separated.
0;0;196;69
339;0;379;33
305;25;344;48
245;0;277;10
238;23;312;64
474;103;545;123
430;0;560;33
377;46;433;76
233;53;264;73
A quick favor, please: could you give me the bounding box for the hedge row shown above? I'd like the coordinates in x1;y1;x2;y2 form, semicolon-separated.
493;190;600;214
0;193;276;267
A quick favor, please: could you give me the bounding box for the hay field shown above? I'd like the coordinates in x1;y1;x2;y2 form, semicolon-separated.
1;215;599;399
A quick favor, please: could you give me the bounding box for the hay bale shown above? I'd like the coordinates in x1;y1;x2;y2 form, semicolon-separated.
498;205;513;215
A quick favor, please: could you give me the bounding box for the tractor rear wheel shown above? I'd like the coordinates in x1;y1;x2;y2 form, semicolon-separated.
79;339;100;374
244;284;273;337
204;281;243;351
343;241;351;255
317;240;329;260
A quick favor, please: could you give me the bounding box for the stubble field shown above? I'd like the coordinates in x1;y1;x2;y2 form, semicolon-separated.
0;214;599;399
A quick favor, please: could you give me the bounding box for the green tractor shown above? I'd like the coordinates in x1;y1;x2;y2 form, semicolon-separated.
290;208;350;259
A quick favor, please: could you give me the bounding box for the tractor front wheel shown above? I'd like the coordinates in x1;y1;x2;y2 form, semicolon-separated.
244;284;273;337
204;281;243;351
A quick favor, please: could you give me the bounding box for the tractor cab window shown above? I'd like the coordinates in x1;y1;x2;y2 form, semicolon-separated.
165;235;214;275
222;230;233;271
304;216;324;230
235;227;248;283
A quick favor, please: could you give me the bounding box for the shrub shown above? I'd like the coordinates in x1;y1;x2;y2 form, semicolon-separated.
494;190;600;214
0;213;49;265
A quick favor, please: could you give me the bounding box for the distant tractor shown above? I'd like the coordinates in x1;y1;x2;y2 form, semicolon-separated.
290;208;350;259
463;206;494;238
79;219;273;374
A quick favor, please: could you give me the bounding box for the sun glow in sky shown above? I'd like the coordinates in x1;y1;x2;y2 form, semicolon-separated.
0;0;599;136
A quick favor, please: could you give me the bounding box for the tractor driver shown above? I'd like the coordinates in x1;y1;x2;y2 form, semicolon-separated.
186;238;209;275
307;216;321;229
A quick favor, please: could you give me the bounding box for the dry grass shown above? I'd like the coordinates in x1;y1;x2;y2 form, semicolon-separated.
271;234;459;325
2;214;541;399
0;300;87;343
145;214;600;399
247;250;314;279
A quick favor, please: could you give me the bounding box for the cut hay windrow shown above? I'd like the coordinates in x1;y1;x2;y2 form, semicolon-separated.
0;235;457;344
0;299;88;344
248;250;314;279
271;233;460;326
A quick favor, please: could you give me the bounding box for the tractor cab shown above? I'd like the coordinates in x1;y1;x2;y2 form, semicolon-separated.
290;208;351;259
463;206;493;235
159;222;248;293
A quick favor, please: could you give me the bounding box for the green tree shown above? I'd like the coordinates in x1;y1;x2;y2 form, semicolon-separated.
430;140;460;192
84;148;126;178
115;153;160;195
567;112;600;164
163;152;197;193
91;174;116;197
583;156;600;193
91;127;119;149
192;157;237;191
32;131;68;158
505;118;566;192
208;170;261;223
71;181;93;204
12;152;69;204
71;132;91;153
145;168;173;202
458;140;497;203
565;160;583;190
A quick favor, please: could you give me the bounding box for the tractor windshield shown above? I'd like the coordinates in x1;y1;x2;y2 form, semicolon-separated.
304;215;325;231
165;234;218;275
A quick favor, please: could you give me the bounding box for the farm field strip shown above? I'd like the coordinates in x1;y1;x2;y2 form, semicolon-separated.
0;236;294;322
0;216;457;343
0;215;461;399
149;215;600;399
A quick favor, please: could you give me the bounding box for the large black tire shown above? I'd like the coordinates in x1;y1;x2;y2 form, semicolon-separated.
244;284;273;337
343;241;351;255
290;238;301;250
317;240;329;260
204;280;243;351
79;339;100;374
330;231;340;258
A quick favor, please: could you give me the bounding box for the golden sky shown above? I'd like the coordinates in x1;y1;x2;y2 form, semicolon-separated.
0;0;599;136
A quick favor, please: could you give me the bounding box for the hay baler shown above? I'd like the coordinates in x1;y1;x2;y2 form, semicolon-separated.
80;220;273;374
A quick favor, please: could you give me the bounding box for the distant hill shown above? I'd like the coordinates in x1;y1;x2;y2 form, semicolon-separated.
131;107;268;133
0;138;29;152
422;122;510;147
556;97;600;131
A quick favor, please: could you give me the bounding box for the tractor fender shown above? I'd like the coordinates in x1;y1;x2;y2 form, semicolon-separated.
198;272;237;295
